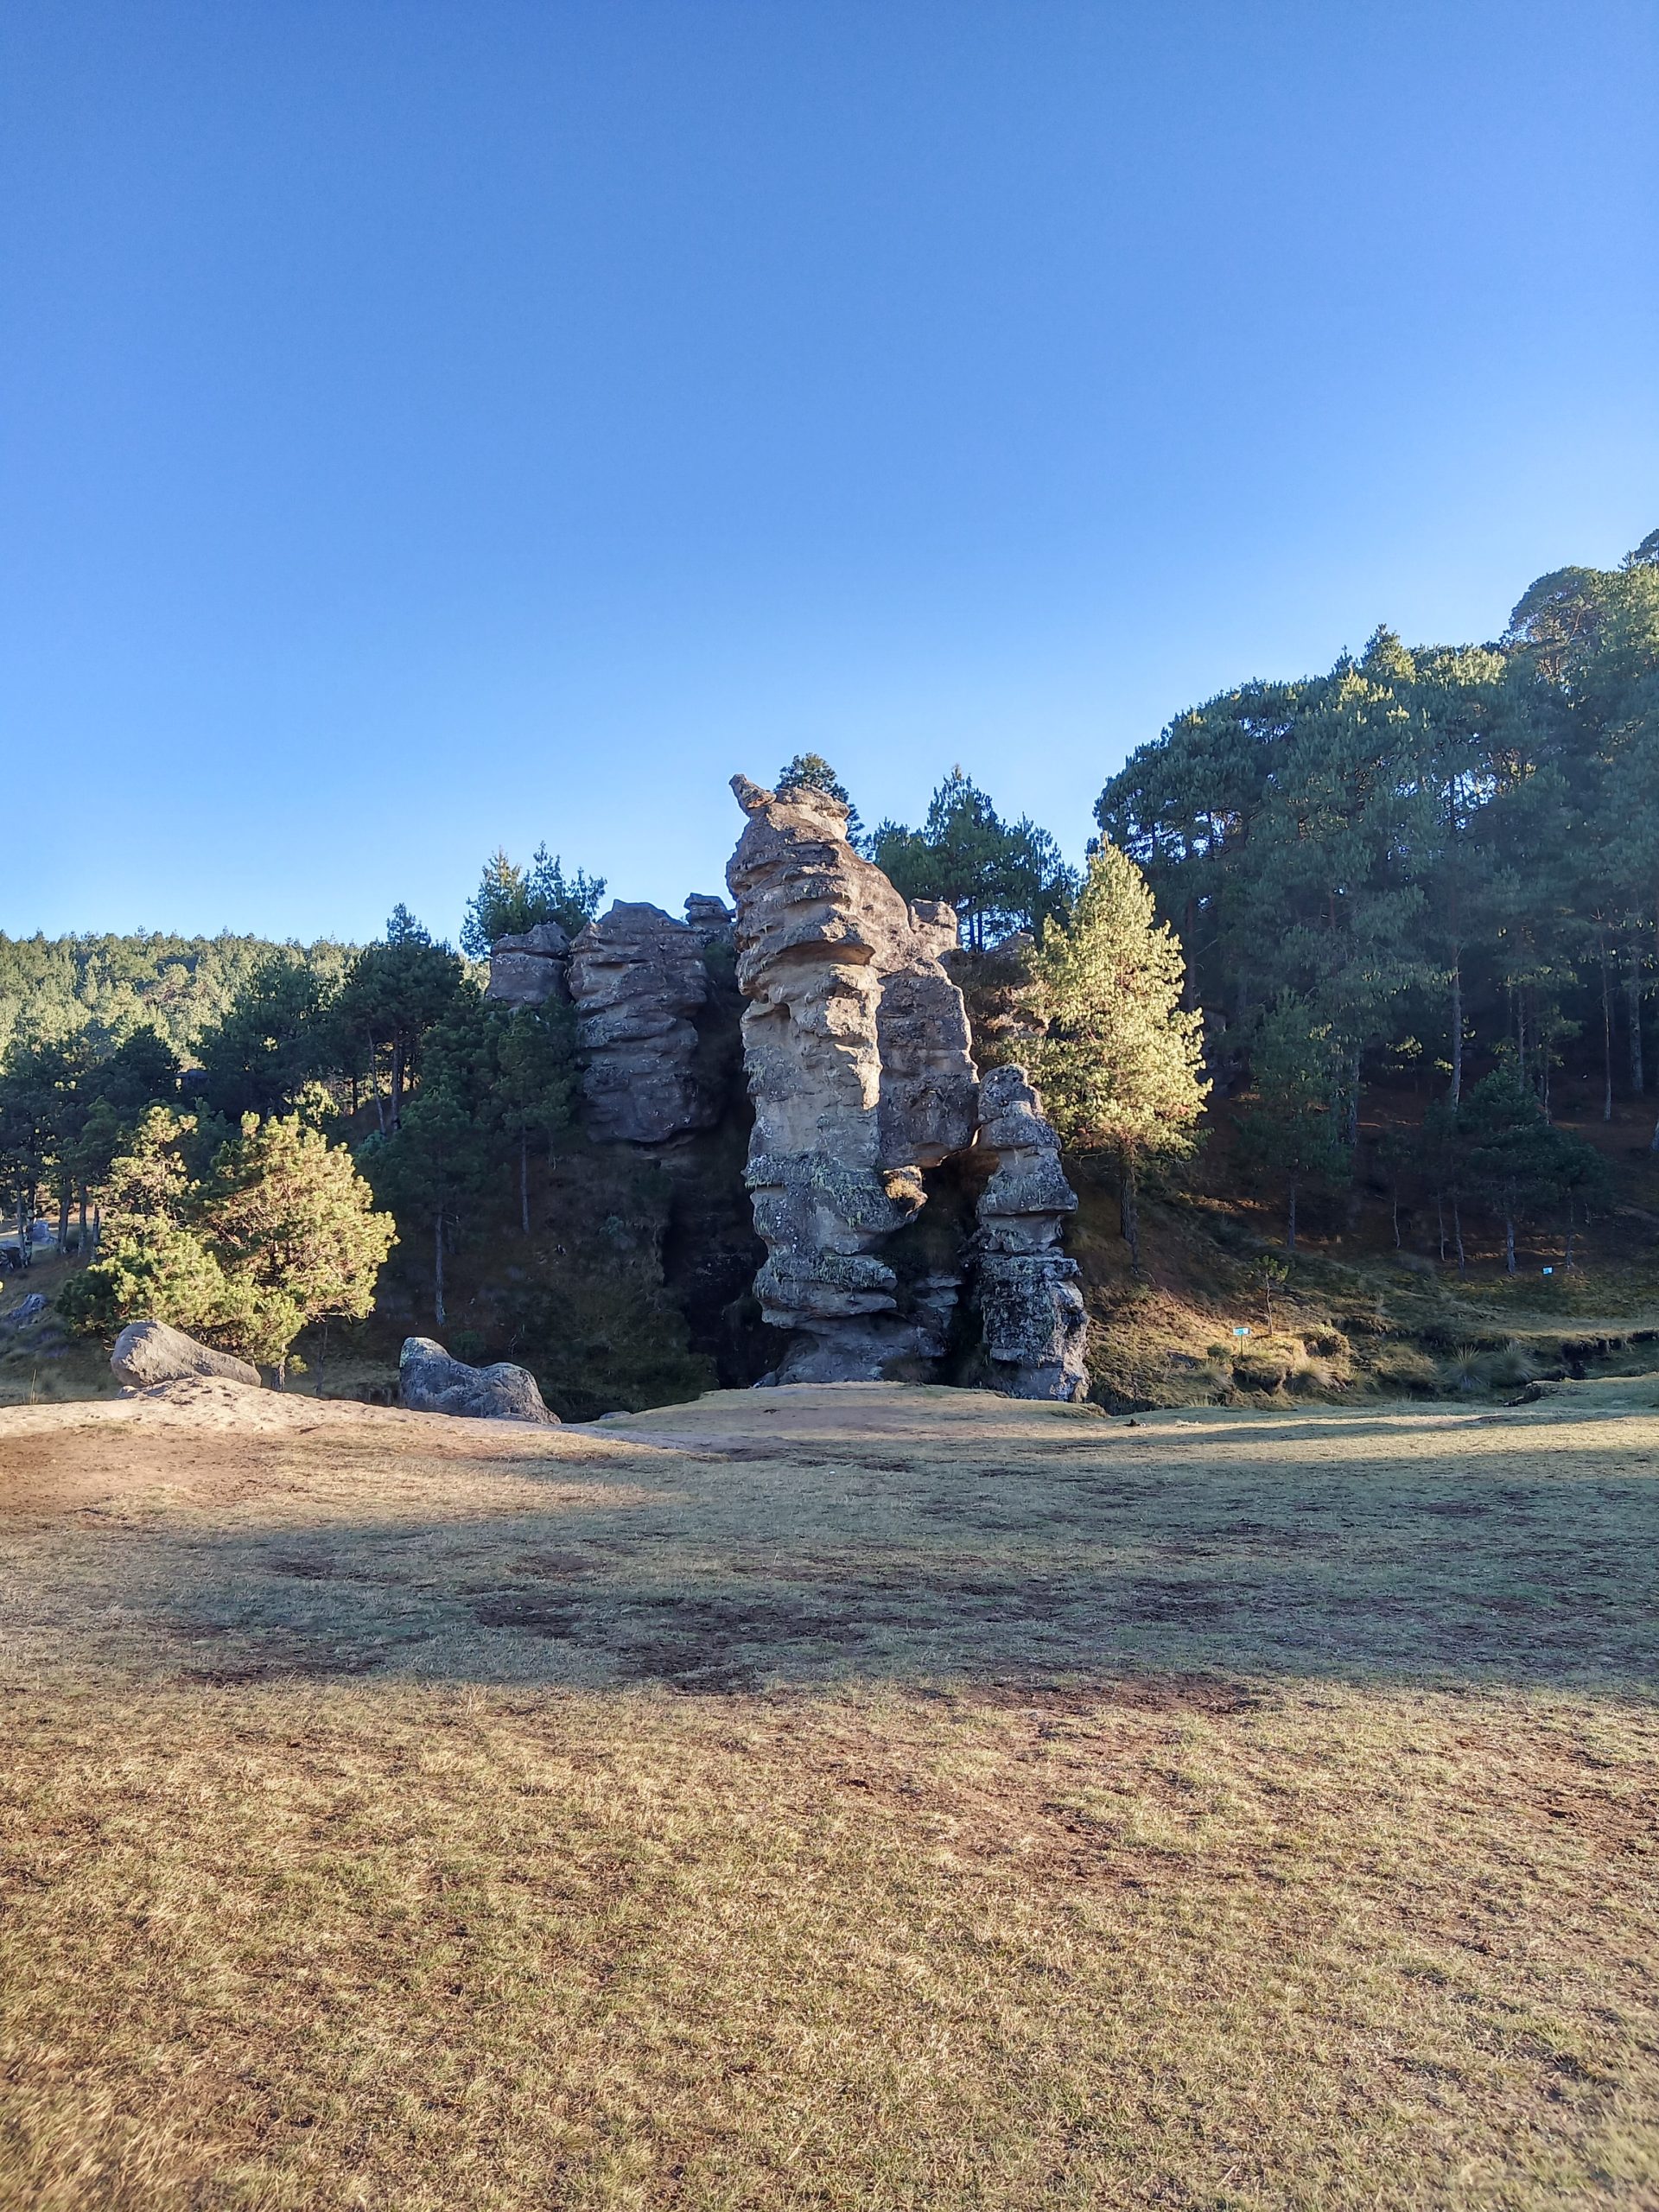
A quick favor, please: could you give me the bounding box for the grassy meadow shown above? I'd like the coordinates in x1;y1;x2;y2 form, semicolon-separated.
1;1381;1656;2209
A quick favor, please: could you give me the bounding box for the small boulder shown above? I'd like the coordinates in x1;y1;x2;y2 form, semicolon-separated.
398;1337;558;1425
10;1293;48;1324
111;1319;262;1391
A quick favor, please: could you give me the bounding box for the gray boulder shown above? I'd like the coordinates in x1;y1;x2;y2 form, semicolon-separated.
111;1319;263;1391
486;920;571;1007
10;1293;47;1324
398;1337;559;1424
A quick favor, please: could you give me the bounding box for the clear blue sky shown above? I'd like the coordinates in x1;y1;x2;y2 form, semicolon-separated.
3;2;1656;945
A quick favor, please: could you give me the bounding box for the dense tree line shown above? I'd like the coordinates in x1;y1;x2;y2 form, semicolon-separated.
0;931;350;1058
1093;532;1659;1255
1098;533;1659;1136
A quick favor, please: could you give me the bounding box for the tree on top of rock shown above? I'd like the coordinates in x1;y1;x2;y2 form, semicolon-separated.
460;848;607;957
775;753;863;843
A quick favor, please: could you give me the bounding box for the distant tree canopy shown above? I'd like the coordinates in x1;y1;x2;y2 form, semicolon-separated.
1096;533;1659;1145
460;847;607;958
0;931;352;1060
865;768;1077;950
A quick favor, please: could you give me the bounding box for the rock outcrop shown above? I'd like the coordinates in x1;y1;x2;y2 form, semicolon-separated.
486;921;570;1007
111;1319;262;1391
398;1337;559;1423
972;1065;1089;1402
567;901;726;1146
726;775;980;1382
683;893;734;943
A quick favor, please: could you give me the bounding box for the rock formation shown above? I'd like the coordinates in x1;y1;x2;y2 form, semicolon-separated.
567;901;727;1146
111;1319;262;1391
486;920;569;1007
398;1336;559;1423
726;774;981;1382
972;1065;1090;1402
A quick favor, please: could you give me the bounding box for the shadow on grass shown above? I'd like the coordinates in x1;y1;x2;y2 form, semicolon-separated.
96;1415;1659;1697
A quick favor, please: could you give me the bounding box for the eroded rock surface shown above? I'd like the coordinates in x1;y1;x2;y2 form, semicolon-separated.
973;1065;1089;1402
726;775;979;1382
398;1337;558;1424
566;901;726;1147
111;1319;262;1391
486;921;570;1007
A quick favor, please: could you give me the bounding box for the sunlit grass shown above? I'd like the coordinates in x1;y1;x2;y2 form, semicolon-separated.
2;1382;1656;2208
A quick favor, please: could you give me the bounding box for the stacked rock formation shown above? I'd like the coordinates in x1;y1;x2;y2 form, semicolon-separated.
486;920;569;1007
726;774;982;1382
972;1065;1090;1402
567;901;726;1146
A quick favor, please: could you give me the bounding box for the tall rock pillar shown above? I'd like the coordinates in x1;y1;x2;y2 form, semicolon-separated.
725;775;979;1382
973;1065;1090;1402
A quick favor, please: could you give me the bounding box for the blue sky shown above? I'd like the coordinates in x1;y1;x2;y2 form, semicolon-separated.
3;1;1656;944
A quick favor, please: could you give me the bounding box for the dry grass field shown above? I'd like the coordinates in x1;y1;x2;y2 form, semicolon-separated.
1;1377;1656;2209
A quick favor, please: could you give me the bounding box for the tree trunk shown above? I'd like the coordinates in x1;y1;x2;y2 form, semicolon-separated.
520;1128;530;1236
1504;1207;1516;1275
1601;937;1614;1122
91;1203;101;1259
1287;1178;1299;1254
1118;1146;1141;1274
1391;1182;1402;1249
1453;1198;1465;1277
78;1185;87;1258
371;1039;386;1135
56;1182;70;1256
391;1039;405;1131
434;1209;446;1327
1629;963;1646;1095
1449;959;1463;1103
1436;1189;1446;1263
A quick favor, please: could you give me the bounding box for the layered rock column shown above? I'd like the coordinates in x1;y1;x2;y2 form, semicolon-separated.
486;920;570;1007
567;901;725;1146
973;1065;1090;1402
726;774;980;1381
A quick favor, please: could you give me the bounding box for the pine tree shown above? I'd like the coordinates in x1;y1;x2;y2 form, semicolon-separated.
59;1107;394;1377
775;754;863;843
1236;995;1349;1252
1028;842;1208;1269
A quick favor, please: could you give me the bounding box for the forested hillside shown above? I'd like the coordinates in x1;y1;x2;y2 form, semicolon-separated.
1100;532;1659;1135
4;530;1658;1414
0;932;353;1058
